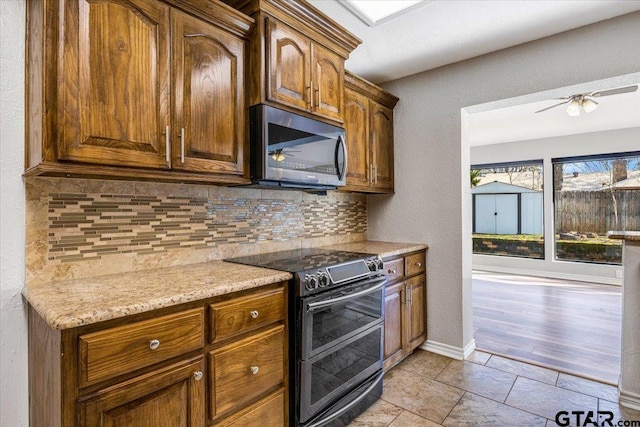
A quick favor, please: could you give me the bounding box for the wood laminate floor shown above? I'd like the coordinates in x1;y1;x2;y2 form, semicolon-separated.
472;271;621;385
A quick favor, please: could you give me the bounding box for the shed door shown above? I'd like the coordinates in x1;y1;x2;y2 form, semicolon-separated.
475;194;518;234
495;194;518;234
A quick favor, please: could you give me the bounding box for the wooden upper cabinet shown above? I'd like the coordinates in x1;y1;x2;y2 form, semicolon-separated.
311;43;344;122
171;10;246;175
221;0;360;124
344;89;370;188
59;0;171;169
267;19;311;111
343;72;398;193
370;103;394;191
26;0;253;184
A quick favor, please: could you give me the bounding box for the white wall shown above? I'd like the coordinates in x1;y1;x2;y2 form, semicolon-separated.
471;127;640;285
0;1;27;425
372;11;640;353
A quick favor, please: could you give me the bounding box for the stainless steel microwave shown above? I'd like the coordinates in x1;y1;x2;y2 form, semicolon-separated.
249;105;347;190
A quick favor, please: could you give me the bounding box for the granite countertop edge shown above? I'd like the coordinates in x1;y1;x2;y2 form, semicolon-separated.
23;241;426;330
607;231;640;241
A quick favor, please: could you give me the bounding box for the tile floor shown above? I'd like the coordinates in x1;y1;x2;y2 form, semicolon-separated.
349;349;640;427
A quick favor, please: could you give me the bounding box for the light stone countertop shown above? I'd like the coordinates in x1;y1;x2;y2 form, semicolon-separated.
607;231;640;241
319;241;428;259
24;241;427;330
23;261;292;330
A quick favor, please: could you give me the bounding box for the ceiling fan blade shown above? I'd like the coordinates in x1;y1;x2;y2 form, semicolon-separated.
591;85;638;97
535;100;570;113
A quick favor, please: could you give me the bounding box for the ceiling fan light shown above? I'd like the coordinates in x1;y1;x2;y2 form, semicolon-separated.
582;98;598;113
566;100;581;116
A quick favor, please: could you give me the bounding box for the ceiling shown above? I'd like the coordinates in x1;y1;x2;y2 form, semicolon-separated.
308;0;640;84
308;1;640;147
467;86;640;146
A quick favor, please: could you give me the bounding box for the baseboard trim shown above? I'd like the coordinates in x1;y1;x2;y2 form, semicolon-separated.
619;389;640;412
420;339;476;361
472;265;621;286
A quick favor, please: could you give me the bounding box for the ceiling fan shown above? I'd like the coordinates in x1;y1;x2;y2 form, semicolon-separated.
534;85;638;116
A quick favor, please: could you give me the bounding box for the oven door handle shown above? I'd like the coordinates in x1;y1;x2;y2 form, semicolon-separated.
305;371;384;427
306;278;386;312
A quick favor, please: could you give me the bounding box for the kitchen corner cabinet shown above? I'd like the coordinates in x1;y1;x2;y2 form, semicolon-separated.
28;283;288;427
25;0;252;184
383;250;427;371
222;0;360;124
343;72;399;193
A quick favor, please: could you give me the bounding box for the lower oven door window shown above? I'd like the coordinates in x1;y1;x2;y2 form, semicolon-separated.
299;322;383;424
301;277;385;360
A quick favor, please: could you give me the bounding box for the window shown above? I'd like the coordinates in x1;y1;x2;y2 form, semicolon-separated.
471;161;544;259
552;152;640;265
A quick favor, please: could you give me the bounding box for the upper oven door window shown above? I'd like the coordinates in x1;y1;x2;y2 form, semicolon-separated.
301;277;385;360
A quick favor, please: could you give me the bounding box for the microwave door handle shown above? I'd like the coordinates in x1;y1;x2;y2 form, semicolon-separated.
306;277;386;312
335;135;347;180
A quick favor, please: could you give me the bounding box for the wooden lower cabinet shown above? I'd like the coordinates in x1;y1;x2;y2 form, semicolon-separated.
28;283;288;427
382;250;427;371
78;357;205;426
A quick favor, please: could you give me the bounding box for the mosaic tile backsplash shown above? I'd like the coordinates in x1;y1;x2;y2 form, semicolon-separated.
47;192;365;263
26;177;367;284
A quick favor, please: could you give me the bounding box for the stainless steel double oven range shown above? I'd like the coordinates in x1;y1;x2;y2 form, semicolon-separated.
227;248;386;426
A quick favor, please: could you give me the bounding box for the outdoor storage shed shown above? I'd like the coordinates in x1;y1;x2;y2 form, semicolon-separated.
472;181;543;235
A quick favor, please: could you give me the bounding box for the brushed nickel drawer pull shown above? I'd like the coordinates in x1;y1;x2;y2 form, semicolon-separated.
416;262;423;267
250;310;259;319
388;269;397;275
193;371;203;381
149;339;160;350
250;366;259;375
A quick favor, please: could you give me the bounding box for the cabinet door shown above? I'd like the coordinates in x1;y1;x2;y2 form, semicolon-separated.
343;89;370;189
267;18;311;111
171;11;247;176
405;274;426;352
370;102;394;192
311;43;344;121
59;0;170;169
383;281;404;370
79;357;205;427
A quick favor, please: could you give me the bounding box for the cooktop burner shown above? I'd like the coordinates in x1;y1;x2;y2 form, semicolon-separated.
226;248;384;296
225;248;373;272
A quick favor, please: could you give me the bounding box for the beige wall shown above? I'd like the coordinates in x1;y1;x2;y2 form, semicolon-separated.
372;11;640;351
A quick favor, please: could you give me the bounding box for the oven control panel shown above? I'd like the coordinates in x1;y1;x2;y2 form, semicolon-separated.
300;256;384;295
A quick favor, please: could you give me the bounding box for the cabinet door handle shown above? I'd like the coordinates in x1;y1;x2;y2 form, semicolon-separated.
315;86;321;108
387;269;397;275
149;339;160;350
307;84;312;108
180;127;185;163
250;310;259;319
164;126;170;163
373;164;377;184
250;366;259;375
369;164;373;184
193;371;203;381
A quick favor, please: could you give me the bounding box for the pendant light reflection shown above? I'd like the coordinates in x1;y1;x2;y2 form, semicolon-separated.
270;149;286;162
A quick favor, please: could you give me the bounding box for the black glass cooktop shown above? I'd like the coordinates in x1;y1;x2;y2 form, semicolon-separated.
225;248;374;272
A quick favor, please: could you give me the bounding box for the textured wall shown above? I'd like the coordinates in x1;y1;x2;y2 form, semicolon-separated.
376;11;640;351
0;2;27;426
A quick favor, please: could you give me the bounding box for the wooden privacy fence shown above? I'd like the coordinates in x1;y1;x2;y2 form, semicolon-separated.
555;190;640;234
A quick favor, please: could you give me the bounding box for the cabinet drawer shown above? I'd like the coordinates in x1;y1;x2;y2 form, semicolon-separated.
405;252;425;276
79;308;204;387
209;287;285;343
384;258;404;282
216;389;285;427
209;325;285;419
